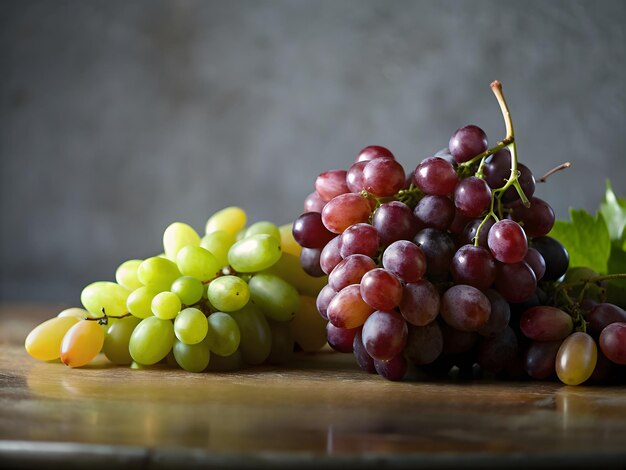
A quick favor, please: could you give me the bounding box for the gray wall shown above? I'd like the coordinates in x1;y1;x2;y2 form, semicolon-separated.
1;0;625;303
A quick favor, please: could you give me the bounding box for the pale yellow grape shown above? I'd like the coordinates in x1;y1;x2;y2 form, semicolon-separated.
137;256;181;291
244;221;281;241
290;295;328;352
60;320;105;368
263;252;327;297
103;316;141;365
205;206;247;236
151;291;182;320
115;259;144;290
207;275;250;312
176;246;221;281
129;316;175;365
57;307;96;319
163;222;201;261
25;316;80;361
248;273;300;322
556;332;598;385
279;223;302;257
174;308;208;345
200;230;235;267
228;234;282;273
127;285;160;319
81;282;131;318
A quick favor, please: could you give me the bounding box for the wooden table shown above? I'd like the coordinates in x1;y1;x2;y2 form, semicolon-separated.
1;305;625;469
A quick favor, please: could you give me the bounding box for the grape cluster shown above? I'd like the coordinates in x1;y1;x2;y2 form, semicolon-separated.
293;88;626;385
25;207;328;372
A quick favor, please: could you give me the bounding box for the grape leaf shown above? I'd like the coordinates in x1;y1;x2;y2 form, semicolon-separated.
606;243;626;307
549;209;611;274
600;179;626;242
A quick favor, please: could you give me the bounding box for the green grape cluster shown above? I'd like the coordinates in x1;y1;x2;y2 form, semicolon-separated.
25;207;329;372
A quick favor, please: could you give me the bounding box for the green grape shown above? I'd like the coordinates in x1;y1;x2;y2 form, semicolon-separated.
25;316;80;361
244;221;281;241
103;315;141;365
205;206;247;236
151;291;182;320
200;230;236;267
248;273;300;322
171;276;204;306
137;256;181;291
81;281;130;318
206;349;245;372
229;303;272;365
228;234;282;273
176;246;221;281
163;222;201;261
267;319;295;365
556;332;597;385
173;338;211;372
57;307;96;319
115;259;144;291
174;308;208;344
205;312;241;356
127;285;160;319
129;316;175;365
207;276;250;312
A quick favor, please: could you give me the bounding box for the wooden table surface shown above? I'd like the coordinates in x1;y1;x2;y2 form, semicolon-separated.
1;305;625;469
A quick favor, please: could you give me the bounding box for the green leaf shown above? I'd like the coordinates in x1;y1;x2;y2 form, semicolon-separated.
600;179;626;242
549;208;611;274
606;243;626;308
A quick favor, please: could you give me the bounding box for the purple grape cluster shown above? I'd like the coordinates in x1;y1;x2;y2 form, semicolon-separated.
293;129;625;385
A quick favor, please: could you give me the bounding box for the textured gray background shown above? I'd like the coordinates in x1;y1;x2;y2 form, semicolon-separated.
1;0;625;303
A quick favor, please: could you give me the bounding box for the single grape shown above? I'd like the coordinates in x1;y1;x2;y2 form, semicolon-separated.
413;157;459;196
292;212;335;248
494;261;537;303
530;236;569;281
524;340;562;379
316;284;336;320
346;161;367;193
327;284;374;329
115;260;144;291
174;307;208;345
321;193;373;234
372;201;418;246
398;280;440;326
450;245;496;290
449;125;488;163
206;312;241;357
205;206;247;236
127;285;160;319
163;222;201;261
171;276;204;306
599;322;626;365
433;147;455;164
243;221;281;242
586;303;626;337
556;332;597;385
319;236;343;275
339;223;379;258
360;268;403;311
362;157;405;197
403;322;443;365
300;247;325;277
509;197;555;237
304;191;326;213
356;145;395;162
228;233;282;272
459;217;494;248
381;240;426;283
441;284;491;332
413;228;456;279
60;320;106;368
482;148;512;189
137;256;182;291
476;289;510;338
328;254;376;292
248;273;300;322
326;323;357;353
523;247;546;281
200;230;236;267
487;219;528;264
477;326;518;374
454;176;492;217
103;315;141;365
501;164;536;203
229;303;271;365
208;275;250;312
25;316;80;361
151;291;181;320
413;195;455;231
362;310;408;362
374;354;408;381
173;338;211;373
81;281;131;318
353;328;376;373
290;295;328;353
315;169;349;202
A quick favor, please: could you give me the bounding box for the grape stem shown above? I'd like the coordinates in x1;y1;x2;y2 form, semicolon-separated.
83;308;132;325
538;162;572;183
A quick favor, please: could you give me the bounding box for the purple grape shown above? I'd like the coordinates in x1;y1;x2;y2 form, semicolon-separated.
316;284;336;320
328;254;376;292
450;244;496;290
381;240;427;283
413;195;456;231
362;310;408;362
339;223;379;258
433;147;457;166
292;212;336;248
459;217;494;248
327;284;374;329
483;148;512;189
494;261;537;303
304;191;326;213
502;164;536;203
319;236;342;275
477;289;510;338
523;247;546;281
488;219;528;264
524;340;562;379
326;323;357;353
600;323;626;365
315;169;349;202
372;201;418;246
404;322;443;365
440;321;478;355
374;354;408;381
362;158;406;197
449;125;488;163
587;303;626;337
353;329;376;373
413;228;456;280
509;197;555;238
346;161;367;193
356;145;395;162
399;280;440;327
441;284;491;332
321;193;373;234
360;268;403;311
300;247;324;277
520;306;573;341
413;157;459;196
454;176;492;217
477;326;518;374
530;236;569;281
